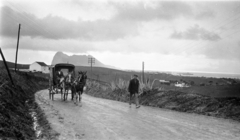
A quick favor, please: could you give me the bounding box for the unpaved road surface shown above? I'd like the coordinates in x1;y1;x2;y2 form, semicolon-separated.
36;90;240;140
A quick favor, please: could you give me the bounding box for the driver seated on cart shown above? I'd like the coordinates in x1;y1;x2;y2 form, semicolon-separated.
56;70;64;87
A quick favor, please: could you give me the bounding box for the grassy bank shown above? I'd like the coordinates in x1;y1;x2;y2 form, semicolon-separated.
0;70;52;139
86;79;240;122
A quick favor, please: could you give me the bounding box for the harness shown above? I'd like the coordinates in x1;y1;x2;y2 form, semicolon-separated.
73;74;87;92
65;74;72;83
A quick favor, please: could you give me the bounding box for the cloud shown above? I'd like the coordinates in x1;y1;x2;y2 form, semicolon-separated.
112;1;194;21
1;36;95;53
0;6;138;40
0;1;217;41
195;10;215;20
170;25;221;41
111;1;217;22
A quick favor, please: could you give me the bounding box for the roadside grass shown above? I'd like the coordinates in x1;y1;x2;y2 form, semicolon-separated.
172;84;240;98
0;70;54;139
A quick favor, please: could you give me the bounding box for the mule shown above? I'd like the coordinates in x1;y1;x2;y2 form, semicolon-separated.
72;71;87;105
63;72;74;101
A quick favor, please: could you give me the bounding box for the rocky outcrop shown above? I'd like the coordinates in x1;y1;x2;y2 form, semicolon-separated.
51;52;113;68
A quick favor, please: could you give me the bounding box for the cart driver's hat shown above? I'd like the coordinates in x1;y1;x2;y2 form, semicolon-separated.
133;74;138;77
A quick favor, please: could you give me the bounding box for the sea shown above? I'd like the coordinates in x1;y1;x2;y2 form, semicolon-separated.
171;71;240;79
124;69;240;79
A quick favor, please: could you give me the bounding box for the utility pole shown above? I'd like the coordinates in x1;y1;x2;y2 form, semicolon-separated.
142;61;145;84
88;57;95;78
15;24;21;72
0;48;14;86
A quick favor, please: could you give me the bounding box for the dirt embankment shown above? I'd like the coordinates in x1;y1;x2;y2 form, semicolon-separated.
86;81;240;122
0;70;53;140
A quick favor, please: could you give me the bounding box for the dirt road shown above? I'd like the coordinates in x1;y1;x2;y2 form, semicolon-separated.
36;90;240;140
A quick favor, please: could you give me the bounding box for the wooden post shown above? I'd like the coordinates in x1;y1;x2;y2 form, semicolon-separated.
0;48;15;86
142;61;145;84
91;60;92;78
88;57;95;79
15;24;21;72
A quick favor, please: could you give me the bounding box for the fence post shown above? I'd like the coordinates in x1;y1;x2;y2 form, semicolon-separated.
0;48;15;86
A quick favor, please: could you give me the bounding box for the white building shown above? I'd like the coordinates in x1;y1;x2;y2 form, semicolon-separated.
175;82;190;88
29;62;49;73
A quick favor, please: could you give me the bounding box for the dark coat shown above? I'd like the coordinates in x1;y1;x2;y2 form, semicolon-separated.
54;71;64;86
128;78;140;93
56;71;64;78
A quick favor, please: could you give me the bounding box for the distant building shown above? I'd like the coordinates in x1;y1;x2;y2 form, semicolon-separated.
159;80;170;85
29;62;49;73
175;82;190;87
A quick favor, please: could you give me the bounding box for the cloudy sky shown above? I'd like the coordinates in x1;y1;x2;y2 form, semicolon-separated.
0;0;240;74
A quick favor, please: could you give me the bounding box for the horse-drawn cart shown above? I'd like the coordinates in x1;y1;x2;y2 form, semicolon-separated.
49;63;75;100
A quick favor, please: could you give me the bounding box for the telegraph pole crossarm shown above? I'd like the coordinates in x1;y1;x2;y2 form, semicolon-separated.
88;57;95;79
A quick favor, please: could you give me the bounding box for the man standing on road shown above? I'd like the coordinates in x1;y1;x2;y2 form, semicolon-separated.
128;74;140;108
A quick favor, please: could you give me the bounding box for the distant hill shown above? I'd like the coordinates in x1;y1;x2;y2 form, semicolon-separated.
51;51;115;69
0;60;29;69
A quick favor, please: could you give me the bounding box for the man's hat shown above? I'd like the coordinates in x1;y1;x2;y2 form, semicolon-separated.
133;74;138;77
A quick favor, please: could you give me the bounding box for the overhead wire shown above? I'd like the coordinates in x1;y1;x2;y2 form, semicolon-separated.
2;2;62;50
3;1;240;68
161;2;239;54
3;1;92;57
169;6;240;58
166;5;240;64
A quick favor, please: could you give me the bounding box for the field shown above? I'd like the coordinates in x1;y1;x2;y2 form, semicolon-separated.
78;65;240;121
154;84;240;98
74;66;240;98
85;79;240;122
1;62;239;139
1;60;239;98
0;60;29;69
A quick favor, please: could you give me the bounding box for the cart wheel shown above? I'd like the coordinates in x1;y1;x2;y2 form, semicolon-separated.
49;89;51;100
52;92;54;101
